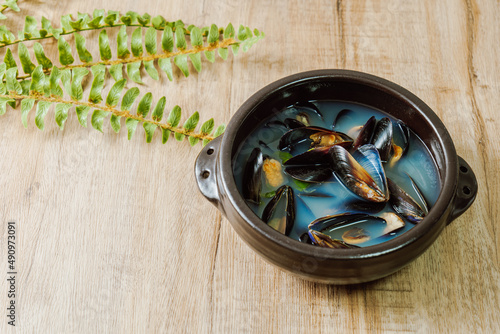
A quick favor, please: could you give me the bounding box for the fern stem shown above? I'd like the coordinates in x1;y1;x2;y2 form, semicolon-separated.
0;23;198;48
0;6;7;14
11;38;237;82
0;92;215;141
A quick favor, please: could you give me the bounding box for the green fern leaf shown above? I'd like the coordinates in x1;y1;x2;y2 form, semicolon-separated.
89;65;105;103
91;109;109;132
143;60;158;80
34;101;51;130
109;64;123;81
200;118;215;135
208;24;219;44
55;103;72;130
167;105;181;127
126;61;142;84
75;105;90;127
161;26;174;52
18;43;36;74
49;67;63;97
58;37;74;66
145;27;157;55
173;55;189;77
60;69;71;95
70;68;89;101
152;15;166;29
190;27;203;47
224;23;235;38
143;122;157;143
29;65;45;94
188;136;199;146
218;48;228;60
137;92;153;117
151;96;166;121
176;111;199;141
0;97;14;115
104;13;118;27
131;27;143;57
6;67;21;93
4;48;17;70
137;13;151;26
110;114;121;133
125;117;139;140
99;30;112;61
75;33;93;63
60;14;72;33
161;128;170;144
20;98;35;127
121;87;140;110
106;78;127;107
24;16;39;39
158;58;173;81
117;26;130;59
33;42;53;69
175;26;187;50
213;124;226;137
204;50;215;63
188;53;202;72
0;63;6;81
3;0;20;12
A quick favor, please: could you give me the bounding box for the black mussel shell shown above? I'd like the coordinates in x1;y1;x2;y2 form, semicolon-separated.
309;212;371;231
284;118;306;129
295;101;324;121
393;119;410;154
309;131;353;149
262;185;295;236
308;230;359;249
332;109;353;129
370;117;393;162
329;145;387;202
387;178;426;223
278;126;353;151
242;147;264;204
406;174;429;215
353;116;376;150
283;146;333;182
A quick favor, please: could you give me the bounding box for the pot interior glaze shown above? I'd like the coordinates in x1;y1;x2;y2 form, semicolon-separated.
196;70;477;283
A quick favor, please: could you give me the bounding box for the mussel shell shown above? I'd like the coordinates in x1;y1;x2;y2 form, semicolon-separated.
351;144;388;199
328;145;387;202
309;212;371;231
295;101;324;121
387;178;426;223
393;119;410;154
278;126;353;151
283;146;333;182
370;117;393;162
309;131;353;149
406;173;429;215
308;230;359;249
284;118;306;129
262;185;295;236
353;116;376;150
332;108;353;129
242;147;263;204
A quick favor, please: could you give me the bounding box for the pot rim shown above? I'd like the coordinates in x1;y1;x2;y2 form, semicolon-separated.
219;69;458;260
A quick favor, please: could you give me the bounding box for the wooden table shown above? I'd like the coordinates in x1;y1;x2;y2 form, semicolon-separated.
0;0;498;332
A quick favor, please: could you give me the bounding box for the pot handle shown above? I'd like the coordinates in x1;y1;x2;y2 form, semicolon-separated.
195;135;222;208
447;155;478;224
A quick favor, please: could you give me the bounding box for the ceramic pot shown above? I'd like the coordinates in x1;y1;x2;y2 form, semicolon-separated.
194;70;477;284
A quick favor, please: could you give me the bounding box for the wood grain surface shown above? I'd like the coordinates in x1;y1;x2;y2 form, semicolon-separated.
0;0;499;332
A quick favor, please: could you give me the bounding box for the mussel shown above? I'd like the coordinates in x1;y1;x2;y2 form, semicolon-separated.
278;126;353;151
329;145;388;202
387;177;427;223
242;148;264;204
370;117;393;162
307;230;358;249
352;116;377;150
262;185;295;236
294;101;324;121
308;212;405;246
283;146;334;182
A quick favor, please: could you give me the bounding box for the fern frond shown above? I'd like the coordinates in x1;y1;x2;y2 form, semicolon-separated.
0;9;217;48
0;0;19;20
0;67;224;145
4;19;264;84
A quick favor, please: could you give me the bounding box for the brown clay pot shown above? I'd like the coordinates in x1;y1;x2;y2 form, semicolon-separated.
195;70;477;284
